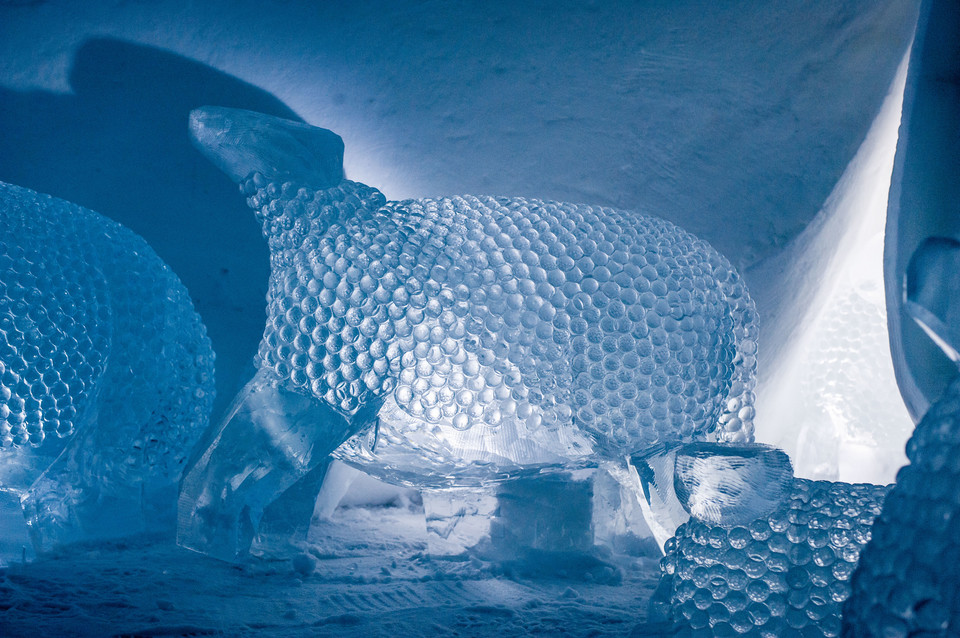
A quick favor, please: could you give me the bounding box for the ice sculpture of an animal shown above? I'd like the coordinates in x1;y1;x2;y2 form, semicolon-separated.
178;106;758;560
841;237;960;636
636;442;887;637
0;181;214;553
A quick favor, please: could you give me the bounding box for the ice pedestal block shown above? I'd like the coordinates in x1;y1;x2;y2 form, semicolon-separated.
421;485;498;556
841;238;960;636
639;442;887;636
0;181;214;561
422;466;653;562
313;462;655;578
182;106;758;559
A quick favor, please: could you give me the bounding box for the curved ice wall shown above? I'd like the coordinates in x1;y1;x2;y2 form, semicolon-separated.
840;4;960;633
177;107;759;560
0;182;214;555
751;47;914;485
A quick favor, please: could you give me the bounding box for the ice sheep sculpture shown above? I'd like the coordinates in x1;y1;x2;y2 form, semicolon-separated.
0;181;215;554
178;106;759;561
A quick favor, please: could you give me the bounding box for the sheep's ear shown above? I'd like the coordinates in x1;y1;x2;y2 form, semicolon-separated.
189;106;344;189
673;442;793;527
905;236;960;364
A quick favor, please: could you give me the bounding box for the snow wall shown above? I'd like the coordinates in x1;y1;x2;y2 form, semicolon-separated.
0;1;921;481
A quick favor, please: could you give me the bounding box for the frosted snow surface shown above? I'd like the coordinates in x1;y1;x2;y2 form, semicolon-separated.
178;106;758;560
0;182;214;558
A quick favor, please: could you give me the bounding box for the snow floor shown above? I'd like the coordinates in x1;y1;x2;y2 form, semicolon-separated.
0;502;660;637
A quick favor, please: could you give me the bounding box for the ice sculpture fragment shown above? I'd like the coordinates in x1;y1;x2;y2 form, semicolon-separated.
179;106;758;560
671;443;794;527
0;182;214;556
639;442;887;637
842;237;960;636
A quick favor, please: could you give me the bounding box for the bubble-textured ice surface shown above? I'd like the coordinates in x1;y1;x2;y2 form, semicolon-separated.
841;376;960;635
841;237;960;636
655;478;887;637
803;289;908;444
0;181;214;550
252;179;758;475
180;107;758;559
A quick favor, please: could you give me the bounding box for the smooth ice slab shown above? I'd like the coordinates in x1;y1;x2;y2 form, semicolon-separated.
180;106;759;558
0;181;214;559
189;107;344;189
672;442;793;527
904;236;960;364
178;369;362;561
630;442;792;551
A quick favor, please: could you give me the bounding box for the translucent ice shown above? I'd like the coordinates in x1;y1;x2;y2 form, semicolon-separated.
0;181;214;556
842;237;960;636
671;443;794;527
638;442;887;636
179;107;758;559
903;236;960;363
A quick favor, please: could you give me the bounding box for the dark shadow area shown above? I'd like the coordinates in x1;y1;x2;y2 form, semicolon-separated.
0;37;304;420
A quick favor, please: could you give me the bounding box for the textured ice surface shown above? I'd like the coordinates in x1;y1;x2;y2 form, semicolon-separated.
841;238;960;636
179;106;757;559
795;283;910;481
651;473;887;636
842;375;960;635
671;443;794;528
0;181;214;554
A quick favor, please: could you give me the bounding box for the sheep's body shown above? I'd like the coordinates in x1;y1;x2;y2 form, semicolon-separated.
248;177;758;482
178;107;760;559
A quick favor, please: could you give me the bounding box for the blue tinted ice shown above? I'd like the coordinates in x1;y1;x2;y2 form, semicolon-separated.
841;237;960;636
178;107;758;559
0;182;214;555
644;442;887;637
903;236;960;363
672;442;794;527
841;376;960;635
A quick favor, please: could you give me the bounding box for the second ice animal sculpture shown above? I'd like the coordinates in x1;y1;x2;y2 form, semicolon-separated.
0;181;215;556
178;107;758;560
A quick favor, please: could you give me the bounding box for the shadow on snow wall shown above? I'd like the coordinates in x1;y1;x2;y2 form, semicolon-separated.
0;37;303;421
